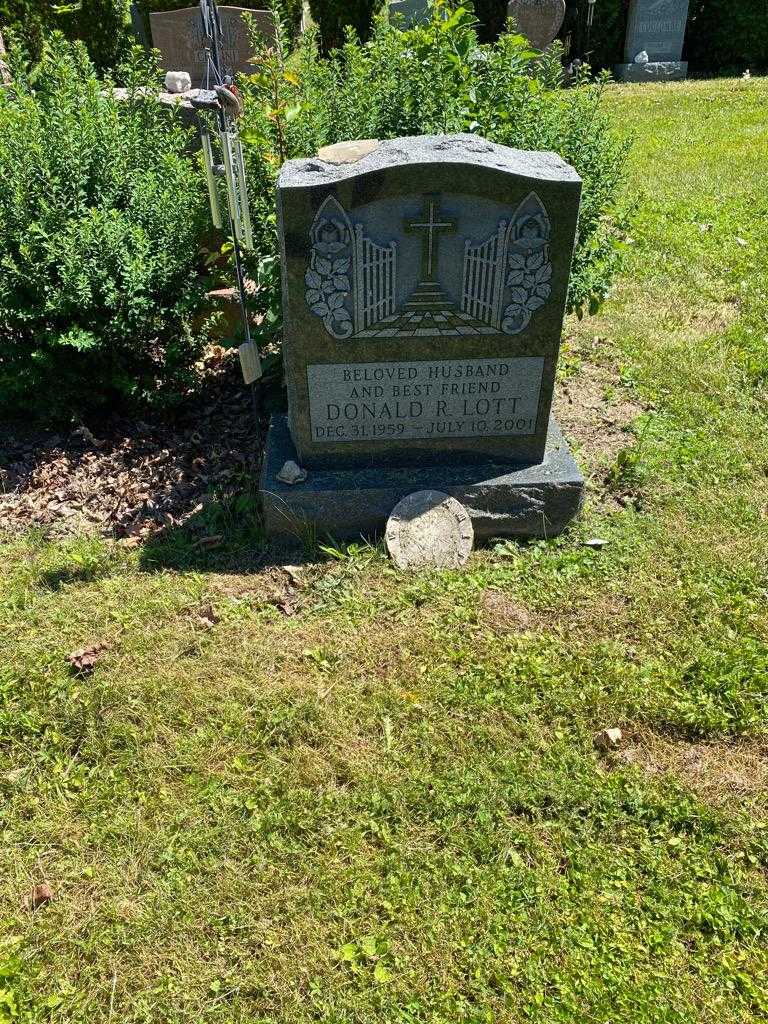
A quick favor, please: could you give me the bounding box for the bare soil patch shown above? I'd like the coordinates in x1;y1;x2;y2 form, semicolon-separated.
480;588;535;633
554;344;646;475
618;731;768;810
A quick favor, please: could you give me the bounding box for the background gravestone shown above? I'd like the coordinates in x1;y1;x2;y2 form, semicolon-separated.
260;134;585;542
614;0;690;82
506;0;566;50
149;5;274;87
387;0;431;26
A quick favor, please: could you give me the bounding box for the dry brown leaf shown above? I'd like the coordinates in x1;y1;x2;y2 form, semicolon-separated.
195;603;221;628
66;643;107;675
193;534;223;549
25;882;54;911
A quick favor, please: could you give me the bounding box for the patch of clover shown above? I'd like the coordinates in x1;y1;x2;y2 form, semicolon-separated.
305;218;354;339
501;247;552;335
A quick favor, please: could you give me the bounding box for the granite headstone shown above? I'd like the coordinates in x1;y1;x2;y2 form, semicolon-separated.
615;0;690;82
149;5;274;87
507;0;566;50
387;0;431;26
261;133;585;541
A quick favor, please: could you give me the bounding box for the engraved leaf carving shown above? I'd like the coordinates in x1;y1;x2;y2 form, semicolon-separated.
332;258;351;273
509;286;528;305
526;250;545;270
311;302;330;316
306;289;322;305
315;256;332;275
332;275;350;291
328;291;346;310
332;307;352;322
305;269;322;289
534;264;552;283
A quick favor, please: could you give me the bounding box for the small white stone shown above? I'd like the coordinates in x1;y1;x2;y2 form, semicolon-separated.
594;727;623;750
633;50;649;64
165;70;192;94
277;460;307;485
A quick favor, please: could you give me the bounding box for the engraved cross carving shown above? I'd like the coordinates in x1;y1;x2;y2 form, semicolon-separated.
405;195;457;282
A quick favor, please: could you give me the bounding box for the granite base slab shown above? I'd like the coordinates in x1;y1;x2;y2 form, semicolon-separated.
614;61;687;82
260;415;584;543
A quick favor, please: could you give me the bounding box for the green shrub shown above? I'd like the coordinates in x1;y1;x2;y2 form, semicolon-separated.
307;0;381;51
59;0;132;72
0;0;131;70
0;36;209;419
686;0;768;73
238;1;630;321
0;0;50;60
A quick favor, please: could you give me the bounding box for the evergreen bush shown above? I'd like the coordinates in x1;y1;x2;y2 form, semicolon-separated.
306;0;380;51
0;36;209;419
0;0;132;70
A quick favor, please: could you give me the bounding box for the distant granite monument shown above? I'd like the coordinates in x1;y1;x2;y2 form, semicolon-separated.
387;0;431;26
615;0;690;81
507;0;566;50
260;134;585;542
149;5;274;87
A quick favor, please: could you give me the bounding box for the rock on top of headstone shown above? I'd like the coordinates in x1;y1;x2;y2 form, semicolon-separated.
507;0;566;51
316;139;380;165
149;5;275;88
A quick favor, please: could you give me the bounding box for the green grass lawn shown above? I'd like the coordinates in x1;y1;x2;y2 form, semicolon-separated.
2;77;768;1023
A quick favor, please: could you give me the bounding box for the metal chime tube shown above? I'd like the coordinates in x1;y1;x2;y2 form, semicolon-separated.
201;126;223;229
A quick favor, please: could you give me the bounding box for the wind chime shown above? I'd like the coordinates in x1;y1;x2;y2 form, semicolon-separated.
192;0;261;387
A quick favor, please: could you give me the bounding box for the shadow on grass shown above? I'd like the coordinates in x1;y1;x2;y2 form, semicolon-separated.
137;490;322;574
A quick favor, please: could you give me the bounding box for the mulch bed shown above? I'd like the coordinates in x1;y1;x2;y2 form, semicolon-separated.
0;352;276;544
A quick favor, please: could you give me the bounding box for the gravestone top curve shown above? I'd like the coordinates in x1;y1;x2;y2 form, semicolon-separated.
283;134;580;189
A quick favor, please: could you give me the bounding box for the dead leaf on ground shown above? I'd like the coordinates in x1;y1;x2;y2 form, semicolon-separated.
66;643;107;675
194;603;221;628
193;534;223;550
275;593;300;616
480;589;533;632
25;883;54;911
282;564;307;588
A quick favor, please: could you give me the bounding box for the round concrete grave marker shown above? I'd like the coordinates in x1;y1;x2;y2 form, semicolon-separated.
386;490;474;570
